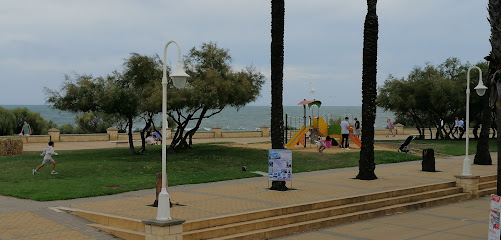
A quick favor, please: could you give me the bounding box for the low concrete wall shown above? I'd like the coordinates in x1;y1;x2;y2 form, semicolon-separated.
60;134;109;142
222;131;263;138
117;133;142;141
0;135;50;143
192;132;216;139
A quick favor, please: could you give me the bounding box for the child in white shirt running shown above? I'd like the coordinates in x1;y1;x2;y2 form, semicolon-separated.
33;141;58;175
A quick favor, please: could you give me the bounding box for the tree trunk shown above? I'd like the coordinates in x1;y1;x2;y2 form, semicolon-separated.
356;0;378;180
127;117;136;155
486;0;501;195
139;120;152;153
270;0;287;191
474;72;493;164
271;0;285;150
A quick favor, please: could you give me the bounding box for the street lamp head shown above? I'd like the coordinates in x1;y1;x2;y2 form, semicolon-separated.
170;61;189;89
474;79;488;96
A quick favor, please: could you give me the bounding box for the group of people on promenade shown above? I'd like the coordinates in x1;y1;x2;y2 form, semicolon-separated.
316;116;361;152
452;117;466;138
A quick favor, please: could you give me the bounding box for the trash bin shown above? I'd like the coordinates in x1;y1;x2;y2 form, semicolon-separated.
422;148;436;172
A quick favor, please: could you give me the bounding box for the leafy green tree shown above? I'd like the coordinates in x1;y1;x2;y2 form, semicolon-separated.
378;59;488;140
167;42;265;151
10;107;56;135
120;53;163;152
357;0;378;180
75;112;113;133
0;107;16;135
46;54;163;154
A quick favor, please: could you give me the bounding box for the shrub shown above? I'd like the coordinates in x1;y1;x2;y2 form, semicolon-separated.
0;138;23;156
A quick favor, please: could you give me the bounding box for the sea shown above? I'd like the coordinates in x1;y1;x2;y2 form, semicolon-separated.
1;105;395;131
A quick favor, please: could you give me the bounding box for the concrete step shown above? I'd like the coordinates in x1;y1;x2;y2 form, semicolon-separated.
57;207;144;238
88;223;145;240
183;182;463;240
212;193;470;240
479;181;496;190
183;181;456;232
479;187;497;197
183;187;463;240
480;175;497;183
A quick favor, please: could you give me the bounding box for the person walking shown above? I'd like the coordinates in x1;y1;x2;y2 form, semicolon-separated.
354;118;361;138
386;118;395;137
20;121;32;143
340;117;350;150
458;118;465;139
33;141;58;175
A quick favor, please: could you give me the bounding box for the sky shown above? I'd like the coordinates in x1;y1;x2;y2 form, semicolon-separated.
0;0;491;106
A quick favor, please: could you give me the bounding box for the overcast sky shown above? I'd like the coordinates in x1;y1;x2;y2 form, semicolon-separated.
0;0;490;106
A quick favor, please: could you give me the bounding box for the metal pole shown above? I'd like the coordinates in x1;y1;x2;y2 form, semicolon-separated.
157;40;182;221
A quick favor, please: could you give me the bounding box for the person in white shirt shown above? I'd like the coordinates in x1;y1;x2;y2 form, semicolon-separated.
340;117;350;150
33;141;58;175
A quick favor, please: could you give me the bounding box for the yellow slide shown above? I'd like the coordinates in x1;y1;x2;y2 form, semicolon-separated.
312;117;328;137
285;125;310;150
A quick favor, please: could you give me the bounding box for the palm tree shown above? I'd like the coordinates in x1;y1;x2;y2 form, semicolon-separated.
270;0;287;190
356;0;378;180
486;0;501;195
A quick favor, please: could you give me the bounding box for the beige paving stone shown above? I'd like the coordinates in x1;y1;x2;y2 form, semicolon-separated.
14;230;94;240
323;222;433;239
418;204;490;222
412;232;481;240
378;213;470;231
445;223;489;238
169;192;219;204
0;212;67;239
277;231;353;240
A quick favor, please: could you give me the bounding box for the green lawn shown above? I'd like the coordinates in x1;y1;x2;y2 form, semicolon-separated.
379;139;498;156
0;144;420;201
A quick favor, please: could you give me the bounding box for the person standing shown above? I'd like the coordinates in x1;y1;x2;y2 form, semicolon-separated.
340;117;350;150
33;141;58;175
20;121;32;143
354;118;361;138
386;118;395;137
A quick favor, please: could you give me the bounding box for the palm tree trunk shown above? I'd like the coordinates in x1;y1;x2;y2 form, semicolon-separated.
271;0;285;150
270;0;287;191
356;0;378;180
487;0;501;195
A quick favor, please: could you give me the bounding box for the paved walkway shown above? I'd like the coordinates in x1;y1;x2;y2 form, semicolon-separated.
1;137;498;239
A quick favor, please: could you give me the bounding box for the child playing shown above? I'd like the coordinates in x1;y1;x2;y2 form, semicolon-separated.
33;141;58;175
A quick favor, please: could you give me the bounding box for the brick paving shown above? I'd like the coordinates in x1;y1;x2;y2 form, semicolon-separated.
1;136;498;239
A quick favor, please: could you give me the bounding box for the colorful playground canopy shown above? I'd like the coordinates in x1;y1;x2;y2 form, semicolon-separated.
297;99;322;108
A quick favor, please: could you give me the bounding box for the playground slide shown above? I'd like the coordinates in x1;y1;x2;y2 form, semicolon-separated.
285;125;311;150
349;135;362;147
313;117;328;137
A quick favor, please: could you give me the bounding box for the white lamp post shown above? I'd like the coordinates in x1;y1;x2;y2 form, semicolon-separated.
157;40;189;221
463;66;488;176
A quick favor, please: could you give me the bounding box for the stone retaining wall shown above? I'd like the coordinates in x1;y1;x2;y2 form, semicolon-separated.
0;126;270;143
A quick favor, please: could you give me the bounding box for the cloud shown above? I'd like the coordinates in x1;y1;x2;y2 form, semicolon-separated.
0;0;492;106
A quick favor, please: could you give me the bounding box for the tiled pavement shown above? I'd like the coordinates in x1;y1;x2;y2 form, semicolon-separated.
1;137;498;240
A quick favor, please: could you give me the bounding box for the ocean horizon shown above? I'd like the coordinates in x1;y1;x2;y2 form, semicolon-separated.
1;105;395;131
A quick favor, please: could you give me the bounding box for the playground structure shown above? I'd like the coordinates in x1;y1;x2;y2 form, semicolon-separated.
284;100;362;150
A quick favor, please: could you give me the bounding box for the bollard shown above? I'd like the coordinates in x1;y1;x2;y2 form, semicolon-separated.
422;148;436;172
